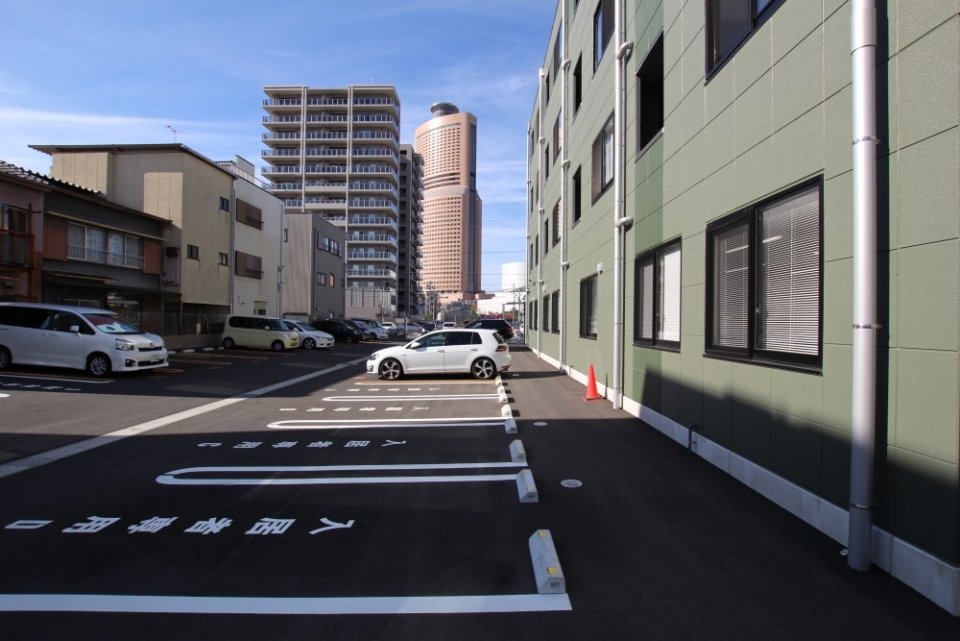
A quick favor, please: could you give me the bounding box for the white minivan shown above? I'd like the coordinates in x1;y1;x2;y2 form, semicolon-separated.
221;315;298;351
0;302;168;377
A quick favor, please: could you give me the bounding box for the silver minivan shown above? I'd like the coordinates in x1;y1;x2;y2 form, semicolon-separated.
0;302;168;377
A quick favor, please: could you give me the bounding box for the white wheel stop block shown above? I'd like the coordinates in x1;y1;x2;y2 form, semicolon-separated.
497;383;506;395
516;468;538;503
504;417;518;434
499;391;509;404
510;439;526;462
501;404;513;418
528;529;565;594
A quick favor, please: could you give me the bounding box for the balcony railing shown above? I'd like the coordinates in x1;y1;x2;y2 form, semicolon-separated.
347;268;397;279
68;244;144;269
263;98;302;106
347;251;396;261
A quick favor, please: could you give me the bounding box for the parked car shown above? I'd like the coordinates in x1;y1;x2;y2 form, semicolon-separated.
464;318;515;340
349;318;388;340
442;322;457;329
341;319;374;341
416;320;438;332
367;328;511;380
0;302;168;377
282;320;334;349
380;322;398;337
311;319;364;344
397;322;425;338
222;315;298;351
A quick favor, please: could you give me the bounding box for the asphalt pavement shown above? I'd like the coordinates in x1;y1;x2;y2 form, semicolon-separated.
0;344;957;639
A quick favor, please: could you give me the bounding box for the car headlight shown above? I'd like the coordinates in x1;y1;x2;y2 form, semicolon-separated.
368;354;381;361
115;338;136;351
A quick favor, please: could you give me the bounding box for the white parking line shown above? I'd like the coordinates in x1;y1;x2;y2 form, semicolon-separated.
0;358;368;480
157;461;527;486
322;394;499;402
269;418;506;430
0;593;572;614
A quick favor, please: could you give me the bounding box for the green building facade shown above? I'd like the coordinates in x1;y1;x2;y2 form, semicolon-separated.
527;0;959;614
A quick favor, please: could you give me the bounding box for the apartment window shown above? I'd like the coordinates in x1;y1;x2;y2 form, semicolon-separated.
236;199;263;229
591;114;614;201
187;244;199;260
553;28;562;83
706;180;822;369
593;0;614;70
534;234;539;265
573;56;583;113
543;220;549;256
580;275;598;338
235;251;263;279
544;145;550;179
219;197;230;212
329;273;335;288
635;240;681;349
553;110;562;163
551;290;560;333
317;272;327;286
706;0;785;77
219;252;229;266
542;294;550;332
530;300;538;330
636;34;664;155
552;201;561;247
545;74;550;103
572;167;583;224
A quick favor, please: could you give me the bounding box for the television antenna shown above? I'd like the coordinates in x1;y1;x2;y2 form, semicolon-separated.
165;124;185;143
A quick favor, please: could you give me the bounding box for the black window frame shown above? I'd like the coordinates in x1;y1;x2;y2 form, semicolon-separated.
591;114;615;202
634;239;682;351
186;244;199;260
705;0;786;80
635;33;665;158
542;294;550;333
572;167;583;225
573;56;583;114
579;274;598;338
705;177;823;372
593;0;614;71
552;200;561;247
550;290;560;333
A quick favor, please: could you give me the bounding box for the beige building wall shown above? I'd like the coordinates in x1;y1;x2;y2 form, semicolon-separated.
414;103;482;300
40;145;234;309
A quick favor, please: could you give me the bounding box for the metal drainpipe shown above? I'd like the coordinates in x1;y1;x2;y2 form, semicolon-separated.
526;126;533;340
537;68;546;354
848;0;879;572
559;2;570;371
611;0;632;410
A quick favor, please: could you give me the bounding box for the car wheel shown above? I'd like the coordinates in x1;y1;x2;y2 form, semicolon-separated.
271;340;285;352
302;338;316;350
0;347;11;370
379;359;403;380
86;353;112;377
349;335;358;344
471;357;496;380
223;337;235;349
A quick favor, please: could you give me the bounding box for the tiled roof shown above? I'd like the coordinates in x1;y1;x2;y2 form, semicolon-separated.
0;159;101;195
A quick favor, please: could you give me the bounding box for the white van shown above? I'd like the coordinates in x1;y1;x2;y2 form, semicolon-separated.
0;302;168;377
221;315;298;351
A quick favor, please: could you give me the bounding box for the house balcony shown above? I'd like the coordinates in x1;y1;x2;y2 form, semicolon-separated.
347;250;396;263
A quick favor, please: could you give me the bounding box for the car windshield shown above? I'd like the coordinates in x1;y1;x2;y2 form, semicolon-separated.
83;312;143;334
285;321;306;332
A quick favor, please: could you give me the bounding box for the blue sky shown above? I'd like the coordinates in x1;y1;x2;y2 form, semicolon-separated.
2;0;556;291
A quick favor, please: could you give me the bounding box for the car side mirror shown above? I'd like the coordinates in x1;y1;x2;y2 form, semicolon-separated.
407;341;421;349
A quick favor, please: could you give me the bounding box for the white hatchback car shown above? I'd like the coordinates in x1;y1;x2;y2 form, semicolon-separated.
367;328;511;380
283;320;334;349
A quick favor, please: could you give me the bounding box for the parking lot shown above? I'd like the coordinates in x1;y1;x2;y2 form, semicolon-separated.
0;345;958;640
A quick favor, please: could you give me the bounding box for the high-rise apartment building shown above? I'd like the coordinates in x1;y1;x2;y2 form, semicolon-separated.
261;85;401;320
414;103;482;305
397;144;424;317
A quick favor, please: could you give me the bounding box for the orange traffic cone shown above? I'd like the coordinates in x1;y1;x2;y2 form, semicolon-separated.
584;364;602;401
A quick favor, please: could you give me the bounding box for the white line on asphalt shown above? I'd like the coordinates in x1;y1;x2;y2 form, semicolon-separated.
0;358;369;480
0;593;572;614
322;394;499;402
0;374;111;384
268;418;506;429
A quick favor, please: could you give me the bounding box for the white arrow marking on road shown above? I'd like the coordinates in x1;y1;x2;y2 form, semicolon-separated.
334;407;350;412
360;407;375;412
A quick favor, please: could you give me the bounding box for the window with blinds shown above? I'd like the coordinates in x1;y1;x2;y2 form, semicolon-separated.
634;240;681;349
705;180;822;370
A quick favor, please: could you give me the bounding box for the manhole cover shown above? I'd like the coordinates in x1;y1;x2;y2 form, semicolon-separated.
561;479;583;488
